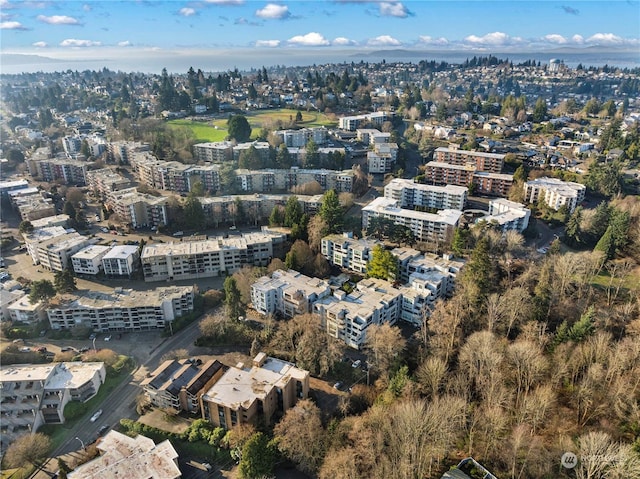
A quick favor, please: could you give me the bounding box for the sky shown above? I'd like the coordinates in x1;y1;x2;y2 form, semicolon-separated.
0;1;638;72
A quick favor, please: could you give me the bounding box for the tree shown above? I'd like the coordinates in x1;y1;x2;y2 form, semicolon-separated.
62;201;76;219
18;220;34;234
304;139;320;168
367;245;398;281
532;97;547;123
224;276;245;321
274;399;326;475
183;194;205;230
238;432;276;479
54;269;76;293
364;323;406;376
595;225;616;260
29;279;56;304
450;227;469;256
227;115;251;142
565;206;583;247
459;236;495;304
3;433;51;469
319;189;343;234
284;195;303;228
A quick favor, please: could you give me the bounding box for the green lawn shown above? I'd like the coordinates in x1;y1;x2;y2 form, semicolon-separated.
169;108;337;143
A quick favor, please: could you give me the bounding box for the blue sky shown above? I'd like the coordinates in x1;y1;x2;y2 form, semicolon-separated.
1;0;638;55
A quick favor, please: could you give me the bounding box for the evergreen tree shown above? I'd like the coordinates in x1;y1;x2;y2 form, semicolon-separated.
227;115;252;142
564;206;582;247
451;227;469;256
18;220;34;234
29;280;56;304
54;269;76;294
532;97;548;122
184;194;205;230
224;276;245;321
238;432;276;479
460;236;494;303
367;245;399;281
594;225;616;260
269;206;283;226
62;201;76;219
319;190;343;234
284;196;303;228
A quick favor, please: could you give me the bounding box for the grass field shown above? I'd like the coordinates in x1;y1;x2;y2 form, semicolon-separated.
168;108;337;142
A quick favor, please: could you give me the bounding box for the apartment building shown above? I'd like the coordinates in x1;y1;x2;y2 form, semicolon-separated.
524;176;586;213
356;129;390;145
68;430;181;479
46;286;195;332
362;197;462;244
192;141;234;163
313;278;403;349
106;188;168;229
0;179;29;197
251;269;332;318
35;233;95;272
0;362;105;446
234;167;354;193
102;245;139;278
85;168;131;198
30;214;70;229
201;352;309;428
130;154;221;194
72;245;111;275
7;295;46;324
477;199;531;232
321;233;376;274
27;157;91;185
424;161;514;197
274;127;328;147
384;178;468;210
107;140;150;164
233;141;271;163
141;359;224;413
14;194;57;221
1;289;26;322
393;248;465;285
367;142;399;174
338;111;392;131
434;147;505;173
23;226;69;265
141;232;284;282
62;136;82;158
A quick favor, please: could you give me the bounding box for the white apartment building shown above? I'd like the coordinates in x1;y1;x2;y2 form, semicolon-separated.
141;233;284;282
477;199;531;232
356;129;390;145
362;197;462;244
62;135;82;158
384;178;468;210
367;142;399;174
23;226;69;265
234;167;354;193
72;245;111;275
524;177;586;213
30;215;70;229
102;245;139;278
274;127;328;147
36;233;95;272
1;289;26;322
7;295;46;324
0;362;105;446
85;168;131;198
339;112;392;131
106;188;168;229
321;233;376;274
47;286;194;332
313;278;402;349
251;269;332;318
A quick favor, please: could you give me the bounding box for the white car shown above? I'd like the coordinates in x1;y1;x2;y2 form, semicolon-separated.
352;359;362;368
90;409;103;422
104;335;112;341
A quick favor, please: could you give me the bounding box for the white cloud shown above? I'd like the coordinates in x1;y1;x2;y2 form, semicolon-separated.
464;31;522;47
418;35;449;46
205;0;244;4
571;34;585;44
1;12;12;20
118;41;131;47
256;39;280;47
586;33;624;45
37;15;81;25
367;35;401;46
60;38;102;47
287;32;330;46
379;2;410;18
543;34;568;44
179;7;196;17
32;41;47;47
0;20;26;30
333;37;357;46
256;3;290;19
0;0;16;9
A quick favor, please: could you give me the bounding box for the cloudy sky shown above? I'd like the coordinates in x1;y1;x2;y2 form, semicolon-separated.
1;0;638;55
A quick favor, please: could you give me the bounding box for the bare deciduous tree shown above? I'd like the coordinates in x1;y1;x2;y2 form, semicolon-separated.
3;433;51;469
364;323;406;377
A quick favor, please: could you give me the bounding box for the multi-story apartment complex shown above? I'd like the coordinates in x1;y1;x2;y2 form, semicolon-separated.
524;177;586;213
201;352;309;428
338;111;392;131
67;430;181;479
85;168;131;198
141;232;285;282
141;359;224;413
274;127;328;147
367;142;399;174
7;295;46;324
35;233;95;272
30;214;70;229
0;179;29;197
107;140;150;164
424;161;514;197
477;199;531;232
71;245;111;275
192;141;234;163
232;141;271;163
234;167;354;193
321;233;376;274
130;154;221;194
62;135;83;158
106;188;168;229
47;286;194;332
101;245;140;278
356;128;390;145
13;193;57;221
0;362;105;445
250;269;332;318
384;178;468;210
23;226;69;265
434;147;505;173
313;278;403;349
362;197;462;244
27;156;92;185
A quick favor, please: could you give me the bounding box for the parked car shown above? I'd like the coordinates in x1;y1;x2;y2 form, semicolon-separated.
19;347;31;352
333;382;343;390
104;335;112;341
90;409;103;422
101;227;109;233
352;359;362;368
89;333;97;340
97;425;109;436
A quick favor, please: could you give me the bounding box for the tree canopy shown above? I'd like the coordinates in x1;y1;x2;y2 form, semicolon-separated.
227;115;252;142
